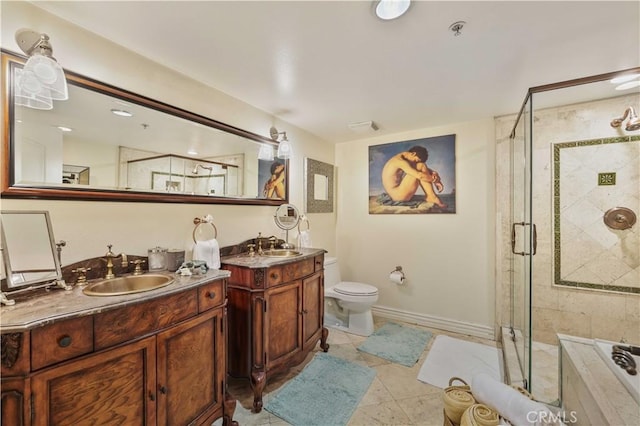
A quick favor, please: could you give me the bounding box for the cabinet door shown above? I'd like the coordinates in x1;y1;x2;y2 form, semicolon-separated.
156;308;224;426
1;377;30;426
31;337;156;426
302;271;323;347
265;281;302;368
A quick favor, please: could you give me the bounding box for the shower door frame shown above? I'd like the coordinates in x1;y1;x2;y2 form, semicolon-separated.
509;92;533;391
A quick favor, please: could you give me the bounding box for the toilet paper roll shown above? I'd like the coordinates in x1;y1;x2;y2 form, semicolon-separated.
389;271;405;285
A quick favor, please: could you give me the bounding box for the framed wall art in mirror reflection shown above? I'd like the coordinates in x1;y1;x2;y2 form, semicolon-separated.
368;134;456;214
258;157;287;200
304;158;334;213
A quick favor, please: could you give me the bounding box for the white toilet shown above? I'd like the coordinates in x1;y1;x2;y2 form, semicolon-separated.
323;257;379;336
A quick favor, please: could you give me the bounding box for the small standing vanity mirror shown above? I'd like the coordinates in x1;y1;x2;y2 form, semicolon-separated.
273;204;300;249
0;210;69;305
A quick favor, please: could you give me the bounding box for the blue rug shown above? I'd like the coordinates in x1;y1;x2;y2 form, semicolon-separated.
265;352;375;426
357;322;432;367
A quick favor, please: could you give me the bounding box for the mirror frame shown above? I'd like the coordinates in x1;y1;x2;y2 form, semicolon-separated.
1;50;288;205
304;157;334;213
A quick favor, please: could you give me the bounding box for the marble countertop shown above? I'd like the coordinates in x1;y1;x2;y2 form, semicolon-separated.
0;269;230;333
221;247;325;268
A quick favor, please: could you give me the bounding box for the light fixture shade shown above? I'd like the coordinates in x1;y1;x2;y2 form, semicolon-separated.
375;0;411;20
14;68;53;110
23;54;68;100
258;143;275;161
277;139;292;159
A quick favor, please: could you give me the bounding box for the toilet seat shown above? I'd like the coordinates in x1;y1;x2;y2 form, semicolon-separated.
334;281;378;296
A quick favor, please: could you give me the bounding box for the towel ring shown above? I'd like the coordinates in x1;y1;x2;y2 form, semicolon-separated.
298;215;310;232
193;217;218;243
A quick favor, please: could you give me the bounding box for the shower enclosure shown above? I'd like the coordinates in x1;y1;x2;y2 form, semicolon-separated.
498;66;640;405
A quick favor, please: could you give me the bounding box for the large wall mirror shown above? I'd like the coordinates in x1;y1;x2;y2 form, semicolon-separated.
1;51;288;205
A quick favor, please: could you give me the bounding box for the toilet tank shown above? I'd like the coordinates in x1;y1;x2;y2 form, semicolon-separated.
323;257;341;288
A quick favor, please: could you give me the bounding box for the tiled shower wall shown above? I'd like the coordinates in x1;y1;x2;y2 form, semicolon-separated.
554;138;639;291
495;93;640;346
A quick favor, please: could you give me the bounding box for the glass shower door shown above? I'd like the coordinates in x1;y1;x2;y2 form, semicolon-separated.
510;96;533;390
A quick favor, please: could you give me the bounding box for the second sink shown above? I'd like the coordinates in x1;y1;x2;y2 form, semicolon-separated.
83;274;174;296
261;249;302;258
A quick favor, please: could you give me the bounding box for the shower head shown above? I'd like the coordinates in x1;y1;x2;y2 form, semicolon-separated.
611;106;640;131
192;164;213;174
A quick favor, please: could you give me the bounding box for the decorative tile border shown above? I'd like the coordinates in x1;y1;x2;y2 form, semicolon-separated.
552;135;640;295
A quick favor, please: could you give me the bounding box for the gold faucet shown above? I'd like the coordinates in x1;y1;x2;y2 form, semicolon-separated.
268;236;277;251
256;232;264;256
130;259;146;275
104;244;128;279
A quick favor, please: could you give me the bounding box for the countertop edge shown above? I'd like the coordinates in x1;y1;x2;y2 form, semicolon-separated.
0;269;231;332
221;247;326;268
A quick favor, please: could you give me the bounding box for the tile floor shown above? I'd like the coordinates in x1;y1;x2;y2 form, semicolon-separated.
224;317;501;426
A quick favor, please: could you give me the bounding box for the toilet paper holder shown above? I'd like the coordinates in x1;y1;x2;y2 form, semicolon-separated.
389;266;405;280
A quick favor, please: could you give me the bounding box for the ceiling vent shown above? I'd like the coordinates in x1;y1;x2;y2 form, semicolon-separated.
348;120;379;133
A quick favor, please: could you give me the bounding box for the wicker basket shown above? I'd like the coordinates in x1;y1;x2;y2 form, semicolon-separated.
444;408;456;426
442;377;476;426
460;404;500;426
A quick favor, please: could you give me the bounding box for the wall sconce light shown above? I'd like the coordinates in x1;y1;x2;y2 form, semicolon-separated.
14;28;68;109
14;68;54;110
258;143;275;161
270;126;293;159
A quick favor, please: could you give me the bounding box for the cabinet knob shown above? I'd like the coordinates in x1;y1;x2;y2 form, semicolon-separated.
58;335;72;347
149;391;155;401
159;386;167;394
270;273;278;280
206;291;216;299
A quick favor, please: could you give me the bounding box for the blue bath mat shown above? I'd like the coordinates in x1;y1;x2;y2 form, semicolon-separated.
357;322;432;367
265;352;375;426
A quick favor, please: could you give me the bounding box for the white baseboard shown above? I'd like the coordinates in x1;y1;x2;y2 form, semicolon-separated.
371;305;495;341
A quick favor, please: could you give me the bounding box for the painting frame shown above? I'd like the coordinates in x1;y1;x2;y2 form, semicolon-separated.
368;134;456;214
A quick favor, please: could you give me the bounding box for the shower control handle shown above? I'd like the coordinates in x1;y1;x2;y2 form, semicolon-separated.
511;222;537;256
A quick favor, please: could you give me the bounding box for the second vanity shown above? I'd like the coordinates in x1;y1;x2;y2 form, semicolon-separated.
221;247;329;412
0;270;236;426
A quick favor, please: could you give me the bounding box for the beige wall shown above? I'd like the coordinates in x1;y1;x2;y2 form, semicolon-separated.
1;2;337;264
3;2;499;339
335;119;497;338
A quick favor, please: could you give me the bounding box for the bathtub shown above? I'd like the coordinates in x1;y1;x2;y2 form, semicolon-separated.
594;339;640;404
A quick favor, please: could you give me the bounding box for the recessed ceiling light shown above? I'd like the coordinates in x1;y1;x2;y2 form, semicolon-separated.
111;108;133;117
187;149;198;156
615;80;640;91
610;73;640;84
56;126;73;132
374;0;411;21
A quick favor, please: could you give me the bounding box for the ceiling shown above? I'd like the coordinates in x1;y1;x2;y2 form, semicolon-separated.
31;1;640;143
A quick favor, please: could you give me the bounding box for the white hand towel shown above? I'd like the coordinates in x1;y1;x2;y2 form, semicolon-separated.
471;373;563;426
192;239;220;269
297;230;313;248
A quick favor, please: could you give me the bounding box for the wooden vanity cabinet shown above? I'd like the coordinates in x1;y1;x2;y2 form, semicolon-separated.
223;253;329;412
1;276;236;426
